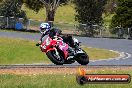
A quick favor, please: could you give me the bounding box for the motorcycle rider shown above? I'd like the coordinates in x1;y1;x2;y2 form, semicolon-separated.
38;22;76;56
39;23;62;42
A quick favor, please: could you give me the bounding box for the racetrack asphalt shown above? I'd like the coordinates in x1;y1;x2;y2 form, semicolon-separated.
0;31;132;65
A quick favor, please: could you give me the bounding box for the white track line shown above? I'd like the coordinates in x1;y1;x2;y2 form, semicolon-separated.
90;49;131;62
122;53;131;59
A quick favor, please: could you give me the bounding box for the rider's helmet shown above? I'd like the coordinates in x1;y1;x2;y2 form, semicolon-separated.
40;23;50;34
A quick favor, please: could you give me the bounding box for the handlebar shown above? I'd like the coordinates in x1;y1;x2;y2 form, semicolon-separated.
36;43;41;46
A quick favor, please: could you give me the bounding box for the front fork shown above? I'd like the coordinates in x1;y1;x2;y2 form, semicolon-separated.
54;48;60;58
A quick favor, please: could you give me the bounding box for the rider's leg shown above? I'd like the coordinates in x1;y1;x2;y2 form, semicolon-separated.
61;35;68;44
62;35;75;48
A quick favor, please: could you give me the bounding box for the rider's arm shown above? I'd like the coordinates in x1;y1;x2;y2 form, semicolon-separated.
40;33;45;42
39;31;50;43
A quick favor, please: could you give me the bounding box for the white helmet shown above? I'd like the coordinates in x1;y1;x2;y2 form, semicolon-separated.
40;23;50;34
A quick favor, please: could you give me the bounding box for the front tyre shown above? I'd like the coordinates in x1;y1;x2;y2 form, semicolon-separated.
46;50;64;65
76;50;89;65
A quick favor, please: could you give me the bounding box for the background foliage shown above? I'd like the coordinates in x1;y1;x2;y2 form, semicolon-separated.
73;0;106;25
111;0;132;28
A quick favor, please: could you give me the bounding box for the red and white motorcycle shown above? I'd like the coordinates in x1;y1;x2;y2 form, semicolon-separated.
36;35;89;65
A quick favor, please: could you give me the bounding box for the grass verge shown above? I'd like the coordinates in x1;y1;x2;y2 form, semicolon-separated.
0;68;132;88
0;37;119;64
83;47;119;60
0;37;49;64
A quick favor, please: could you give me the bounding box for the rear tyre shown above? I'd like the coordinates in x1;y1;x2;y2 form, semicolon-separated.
76;50;89;65
46;50;64;65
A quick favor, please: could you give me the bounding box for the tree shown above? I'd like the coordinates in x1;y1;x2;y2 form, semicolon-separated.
73;0;106;25
0;0;2;2
73;0;106;37
0;0;27;19
104;0;117;15
110;0;132;29
24;0;68;22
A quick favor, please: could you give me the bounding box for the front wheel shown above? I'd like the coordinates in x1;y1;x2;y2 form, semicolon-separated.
76;50;89;65
46;50;64;65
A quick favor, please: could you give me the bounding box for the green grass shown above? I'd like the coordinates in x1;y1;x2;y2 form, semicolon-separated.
83;47;119;60
0;37;50;64
0;37;118;64
103;14;114;28
0;69;132;88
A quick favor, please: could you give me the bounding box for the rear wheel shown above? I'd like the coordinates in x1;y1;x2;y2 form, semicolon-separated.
76;50;89;65
46;50;64;65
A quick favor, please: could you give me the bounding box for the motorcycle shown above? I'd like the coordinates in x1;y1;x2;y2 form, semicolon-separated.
36;35;89;65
